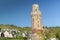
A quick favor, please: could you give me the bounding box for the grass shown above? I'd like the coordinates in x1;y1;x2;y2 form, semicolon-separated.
0;37;27;40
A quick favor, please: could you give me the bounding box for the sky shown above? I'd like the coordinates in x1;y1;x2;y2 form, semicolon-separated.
0;0;60;27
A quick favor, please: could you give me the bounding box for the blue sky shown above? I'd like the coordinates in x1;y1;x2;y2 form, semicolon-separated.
0;0;60;27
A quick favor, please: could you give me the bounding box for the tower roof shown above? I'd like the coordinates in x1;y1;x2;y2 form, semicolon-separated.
32;4;39;8
32;4;39;11
31;4;41;15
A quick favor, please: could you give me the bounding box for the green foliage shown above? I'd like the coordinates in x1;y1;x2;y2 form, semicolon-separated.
56;31;60;40
0;37;24;40
44;26;60;39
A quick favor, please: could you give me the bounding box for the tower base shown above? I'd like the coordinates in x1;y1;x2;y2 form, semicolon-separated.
31;29;44;40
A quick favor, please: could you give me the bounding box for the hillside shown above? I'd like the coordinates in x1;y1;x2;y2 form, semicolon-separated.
0;24;22;30
0;24;31;32
0;24;60;39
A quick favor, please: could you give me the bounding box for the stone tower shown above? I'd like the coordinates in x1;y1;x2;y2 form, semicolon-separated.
31;4;44;40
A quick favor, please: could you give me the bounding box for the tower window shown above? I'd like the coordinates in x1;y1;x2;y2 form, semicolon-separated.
38;21;39;27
